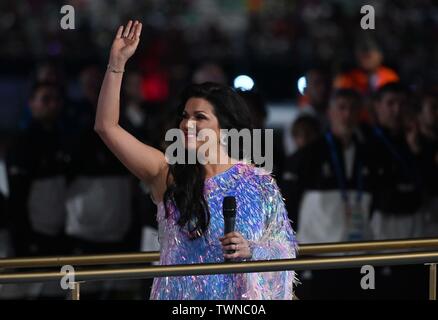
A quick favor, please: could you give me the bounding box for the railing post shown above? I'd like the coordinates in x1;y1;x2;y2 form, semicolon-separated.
70;282;82;300
426;263;437;300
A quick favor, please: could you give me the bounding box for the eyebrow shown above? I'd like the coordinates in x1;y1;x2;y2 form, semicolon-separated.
184;110;209;115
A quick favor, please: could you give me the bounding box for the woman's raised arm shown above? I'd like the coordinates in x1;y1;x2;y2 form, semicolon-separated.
94;20;167;198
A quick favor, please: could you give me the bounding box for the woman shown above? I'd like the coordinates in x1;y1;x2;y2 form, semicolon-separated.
95;20;297;300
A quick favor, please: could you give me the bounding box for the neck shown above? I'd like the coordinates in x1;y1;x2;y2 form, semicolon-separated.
203;147;235;179
332;130;353;148
35;118;56;130
364;65;379;76
204;162;235;180
378;123;400;136
339;134;353;148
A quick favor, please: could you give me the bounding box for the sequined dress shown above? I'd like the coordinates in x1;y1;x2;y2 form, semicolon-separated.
150;162;297;300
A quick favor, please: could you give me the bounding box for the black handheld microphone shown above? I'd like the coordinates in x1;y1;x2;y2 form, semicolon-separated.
222;196;236;262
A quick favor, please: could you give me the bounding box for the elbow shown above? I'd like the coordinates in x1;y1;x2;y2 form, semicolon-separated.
94;123;119;139
94;124;105;135
94;123;113;136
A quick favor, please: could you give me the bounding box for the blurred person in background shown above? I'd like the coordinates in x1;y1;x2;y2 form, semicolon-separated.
407;90;438;237
365;82;428;299
417;91;438;146
284;89;373;243
121;70;164;149
6;82;70;257
366;82;422;240
334;38;399;96
280;114;322;225
66;63;133;255
237;90;267;130
298;68;331;117
237;89;285;177
79;65;102;111
283;68;330;157
65;64;103;134
61;64;141;299
121;70;149;141
282;89;374;299
120;69;161;258
34;61;65;85
192;62;227;85
334;38;400;124
290;115;322;151
18;61;66;131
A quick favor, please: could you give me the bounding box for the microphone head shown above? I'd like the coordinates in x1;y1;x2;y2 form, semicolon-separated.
223;196;236;216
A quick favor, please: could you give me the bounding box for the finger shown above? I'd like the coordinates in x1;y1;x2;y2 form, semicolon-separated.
128;21;138;40
224;252;240;259
123;20;133;37
224;232;241;238
223;244;241;251
220;236;238;244
133;23;142;46
222;244;236;250
224;243;249;250
221;237;240;245
116;26;124;39
136;23;142;37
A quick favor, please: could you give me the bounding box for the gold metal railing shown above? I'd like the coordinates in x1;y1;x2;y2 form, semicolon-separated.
2;237;438;269
0;238;437;300
1;250;438;283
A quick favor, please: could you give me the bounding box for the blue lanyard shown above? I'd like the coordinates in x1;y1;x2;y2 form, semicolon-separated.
324;132;363;205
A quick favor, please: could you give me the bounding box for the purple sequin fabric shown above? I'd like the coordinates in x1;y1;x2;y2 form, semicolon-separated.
150;162;298;300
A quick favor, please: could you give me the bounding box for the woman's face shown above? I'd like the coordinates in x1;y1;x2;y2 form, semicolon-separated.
179;97;222;151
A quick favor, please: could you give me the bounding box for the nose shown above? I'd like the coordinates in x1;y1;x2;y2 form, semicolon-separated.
392;103;401;116
180;119;197;135
186;119;196;132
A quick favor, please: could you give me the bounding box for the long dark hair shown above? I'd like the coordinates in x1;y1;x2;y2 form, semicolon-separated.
163;82;252;239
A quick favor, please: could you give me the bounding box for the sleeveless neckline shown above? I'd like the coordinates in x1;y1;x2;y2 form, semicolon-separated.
205;162;241;182
155;162;247;207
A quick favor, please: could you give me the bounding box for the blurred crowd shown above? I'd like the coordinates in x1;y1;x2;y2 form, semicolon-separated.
0;0;437;300
278;45;438;299
1;1;438;99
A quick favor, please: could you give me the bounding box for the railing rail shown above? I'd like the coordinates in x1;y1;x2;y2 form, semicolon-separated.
0;251;437;284
0;238;437;300
2;237;438;269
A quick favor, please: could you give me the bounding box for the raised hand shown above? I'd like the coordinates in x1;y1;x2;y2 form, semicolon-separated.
109;20;143;70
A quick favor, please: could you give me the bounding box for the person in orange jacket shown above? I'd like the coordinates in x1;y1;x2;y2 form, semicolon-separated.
334;38;399;122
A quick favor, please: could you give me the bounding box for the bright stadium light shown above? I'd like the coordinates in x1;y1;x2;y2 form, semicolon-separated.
297;76;307;95
234;75;255;91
